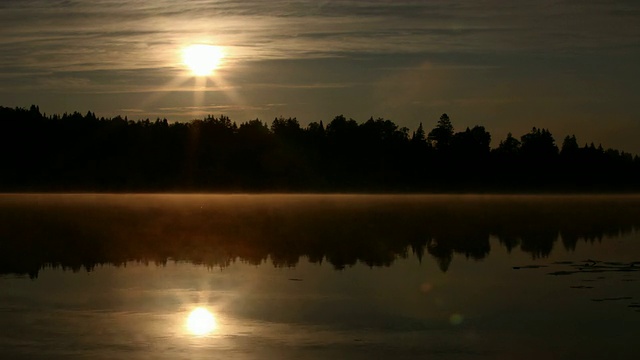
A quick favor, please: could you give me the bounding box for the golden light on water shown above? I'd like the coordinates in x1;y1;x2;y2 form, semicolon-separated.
186;307;218;335
182;44;225;76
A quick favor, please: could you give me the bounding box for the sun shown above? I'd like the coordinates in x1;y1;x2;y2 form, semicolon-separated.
182;44;224;76
186;307;218;336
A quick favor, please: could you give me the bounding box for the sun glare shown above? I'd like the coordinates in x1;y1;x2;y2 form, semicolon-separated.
182;44;224;76
186;307;217;336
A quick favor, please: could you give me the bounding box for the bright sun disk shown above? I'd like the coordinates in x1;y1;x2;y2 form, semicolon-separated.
186;307;217;335
183;44;224;76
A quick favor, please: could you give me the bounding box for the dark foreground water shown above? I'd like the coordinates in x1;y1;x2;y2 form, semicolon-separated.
1;194;639;359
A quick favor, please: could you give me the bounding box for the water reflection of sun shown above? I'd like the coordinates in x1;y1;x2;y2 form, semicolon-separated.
186;307;218;336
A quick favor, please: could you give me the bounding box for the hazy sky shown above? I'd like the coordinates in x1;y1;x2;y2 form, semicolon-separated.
1;0;639;152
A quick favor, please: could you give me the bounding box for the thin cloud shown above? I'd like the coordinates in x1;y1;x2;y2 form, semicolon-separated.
2;0;638;76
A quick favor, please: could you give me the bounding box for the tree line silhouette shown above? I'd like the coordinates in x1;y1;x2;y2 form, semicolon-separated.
1;105;639;191
1;194;638;277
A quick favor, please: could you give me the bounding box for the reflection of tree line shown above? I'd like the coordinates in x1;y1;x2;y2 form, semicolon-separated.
1;106;639;191
0;195;638;277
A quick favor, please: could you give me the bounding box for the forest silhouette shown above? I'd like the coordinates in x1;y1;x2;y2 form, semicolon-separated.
1;105;639;192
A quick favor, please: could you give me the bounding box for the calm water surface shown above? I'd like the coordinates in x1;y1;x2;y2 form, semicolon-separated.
1;194;639;359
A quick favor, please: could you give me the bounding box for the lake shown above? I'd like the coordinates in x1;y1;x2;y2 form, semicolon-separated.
1;194;639;359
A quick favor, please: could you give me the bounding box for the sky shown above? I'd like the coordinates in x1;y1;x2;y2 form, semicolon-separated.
1;0;639;152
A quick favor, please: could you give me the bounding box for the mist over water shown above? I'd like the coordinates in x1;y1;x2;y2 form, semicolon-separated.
1;194;640;359
1;194;639;276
